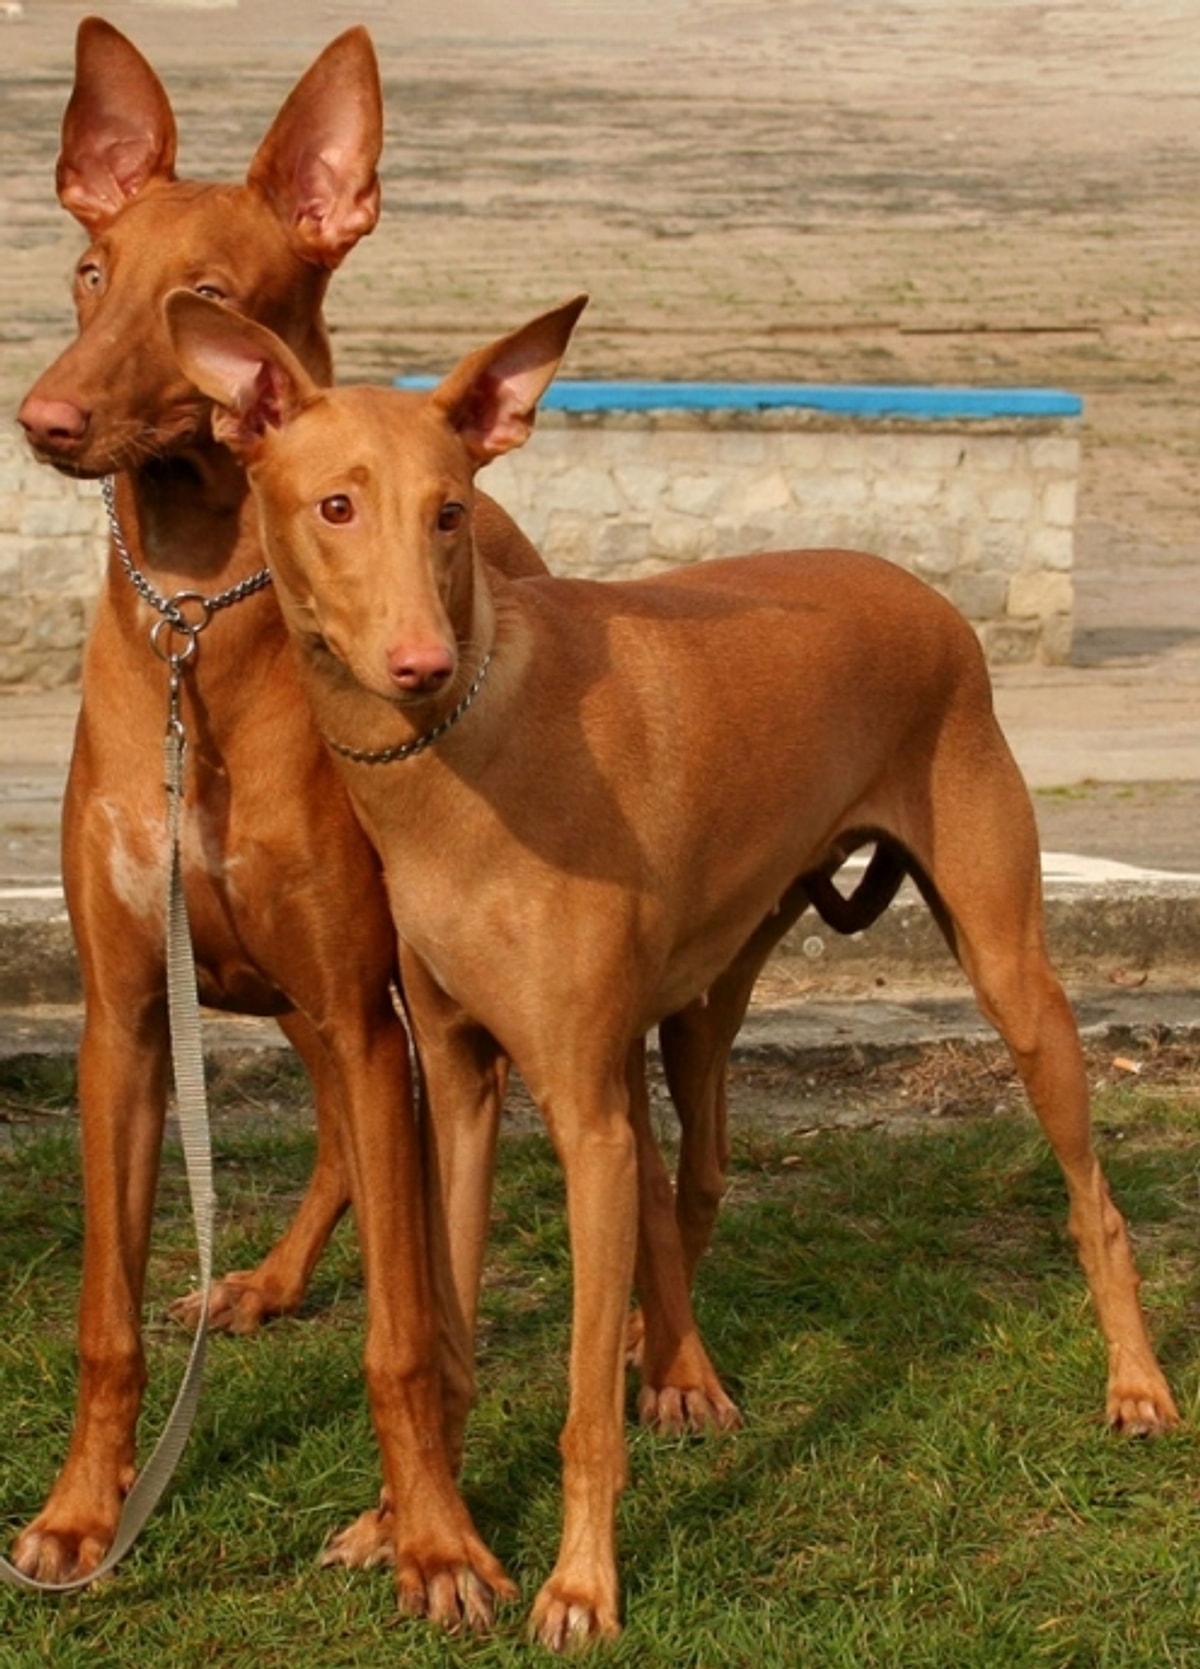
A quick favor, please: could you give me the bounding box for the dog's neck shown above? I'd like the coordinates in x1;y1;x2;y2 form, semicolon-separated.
101;451;263;645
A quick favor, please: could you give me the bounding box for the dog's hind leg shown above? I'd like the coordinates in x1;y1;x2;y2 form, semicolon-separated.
906;731;1178;1434
659;846;905;1295
629;1035;741;1435
634;848;905;1430
171;1009;351;1335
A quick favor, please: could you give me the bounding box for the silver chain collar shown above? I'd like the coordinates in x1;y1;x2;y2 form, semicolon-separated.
323;652;493;765
102;473;273;671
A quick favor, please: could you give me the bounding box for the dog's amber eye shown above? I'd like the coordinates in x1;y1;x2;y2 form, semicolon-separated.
77;261;103;294
437;502;466;534
319;495;355;525
194;283;226;303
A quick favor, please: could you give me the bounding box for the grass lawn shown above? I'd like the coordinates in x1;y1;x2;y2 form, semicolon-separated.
1;1042;1198;1667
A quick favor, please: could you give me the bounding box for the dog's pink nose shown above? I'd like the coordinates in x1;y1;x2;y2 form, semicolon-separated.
387;642;456;694
18;396;90;452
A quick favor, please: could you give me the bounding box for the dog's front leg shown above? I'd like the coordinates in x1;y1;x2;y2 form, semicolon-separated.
12;999;169;1582
319;998;512;1632
397;946;509;1470
323;952;511;1578
527;1045;639;1651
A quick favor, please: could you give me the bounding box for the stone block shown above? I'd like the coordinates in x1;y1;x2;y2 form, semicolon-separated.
1040;478;1078;529
593;517;652;571
541;511;595;572
972;438;1020;473
22;539;94;594
978;618;1042;665
1038;611;1075;664
0;533;23;590
0;596;29;645
1027;523;1075;573
19;494;104;540
948;569;1009;621
613;462;670;512
1007;569;1073;620
31;596;86;651
544;466;624;518
978;522;1029;574
667;473;725;518
870;472;945;511
1028;436;1080;475
980;481;1037;525
649;506;714;561
788;471;870;515
733;471;794;520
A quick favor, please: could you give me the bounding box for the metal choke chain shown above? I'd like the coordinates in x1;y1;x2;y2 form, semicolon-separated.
323;651;494;765
101;474;272;677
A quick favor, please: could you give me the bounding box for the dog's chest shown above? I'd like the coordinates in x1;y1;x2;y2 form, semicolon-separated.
86;792;294;1011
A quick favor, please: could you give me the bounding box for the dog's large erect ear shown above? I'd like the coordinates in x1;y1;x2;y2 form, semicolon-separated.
56;18;178;232
165;291;316;459
432;296;589;467
247;26;383;269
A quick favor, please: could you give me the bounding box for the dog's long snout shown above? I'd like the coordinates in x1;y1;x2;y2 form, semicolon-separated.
386;640;456;694
18;395;91;455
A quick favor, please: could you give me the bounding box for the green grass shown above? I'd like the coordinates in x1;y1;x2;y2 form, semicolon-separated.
2;1052;1199;1667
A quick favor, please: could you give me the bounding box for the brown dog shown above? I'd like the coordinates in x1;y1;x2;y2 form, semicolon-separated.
167;288;1179;1649
11;18;526;1618
12;17;893;1615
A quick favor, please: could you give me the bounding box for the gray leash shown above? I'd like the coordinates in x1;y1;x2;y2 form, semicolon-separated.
0;479;263;1591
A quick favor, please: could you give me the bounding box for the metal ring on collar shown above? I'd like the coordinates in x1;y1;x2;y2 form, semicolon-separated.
150;616;201;665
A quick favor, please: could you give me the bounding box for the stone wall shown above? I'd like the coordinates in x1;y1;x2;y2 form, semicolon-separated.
0;384;1080;684
0;430;105;687
481;387;1080;667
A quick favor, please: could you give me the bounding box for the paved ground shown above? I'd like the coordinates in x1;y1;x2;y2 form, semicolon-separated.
2;0;1199;1061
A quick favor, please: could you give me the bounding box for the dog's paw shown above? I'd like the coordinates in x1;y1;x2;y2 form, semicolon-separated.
529;1578;621;1653
169;1271;292;1336
12;1514;116;1586
395;1549;514;1634
637;1380;742;1437
1107;1377;1181;1437
322;1505;514;1633
12;1527;103;1586
319;1504;394;1569
10;1460;135;1586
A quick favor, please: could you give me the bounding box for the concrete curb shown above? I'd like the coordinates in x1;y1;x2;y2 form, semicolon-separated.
3;984;1197;1093
3;892;1199;1090
5;883;1200;1010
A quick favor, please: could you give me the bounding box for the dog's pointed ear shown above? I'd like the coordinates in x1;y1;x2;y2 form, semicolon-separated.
56;18;178;232
247;26;383;269
165;291;316;459
432;295;588;467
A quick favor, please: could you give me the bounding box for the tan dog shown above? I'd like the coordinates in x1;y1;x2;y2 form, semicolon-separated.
166;288;1179;1649
12;18;891;1616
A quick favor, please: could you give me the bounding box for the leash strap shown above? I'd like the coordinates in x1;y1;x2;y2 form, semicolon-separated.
0;670;215;1593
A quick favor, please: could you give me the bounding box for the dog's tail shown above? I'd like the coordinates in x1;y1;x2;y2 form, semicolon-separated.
804;839;907;935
